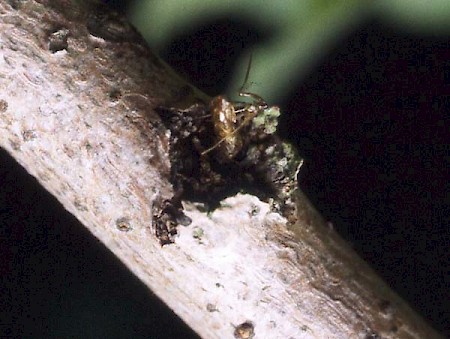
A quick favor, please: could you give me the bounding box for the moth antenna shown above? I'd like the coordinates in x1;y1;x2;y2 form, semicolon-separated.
239;53;253;93
237;54;268;108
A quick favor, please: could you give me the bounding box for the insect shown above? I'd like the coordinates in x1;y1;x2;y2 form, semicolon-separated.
152;56;294;244
201;55;268;160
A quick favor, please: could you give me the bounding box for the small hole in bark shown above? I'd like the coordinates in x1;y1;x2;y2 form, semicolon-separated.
364;331;380;339
108;88;122;101
116;217;132;232
234;321;254;339
0;99;8;112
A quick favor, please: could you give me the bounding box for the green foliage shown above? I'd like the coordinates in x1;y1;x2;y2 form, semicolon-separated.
376;0;450;34
128;0;449;102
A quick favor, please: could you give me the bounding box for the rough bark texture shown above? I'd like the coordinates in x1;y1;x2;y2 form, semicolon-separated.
0;1;443;338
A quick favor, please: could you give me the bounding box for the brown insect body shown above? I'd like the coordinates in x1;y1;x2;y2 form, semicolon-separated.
202;92;268;160
209;95;243;159
200;54;269;161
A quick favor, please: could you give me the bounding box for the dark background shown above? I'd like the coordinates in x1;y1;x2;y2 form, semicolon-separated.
1;4;448;338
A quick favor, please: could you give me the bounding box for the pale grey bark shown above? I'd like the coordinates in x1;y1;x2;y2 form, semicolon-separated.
0;1;443;338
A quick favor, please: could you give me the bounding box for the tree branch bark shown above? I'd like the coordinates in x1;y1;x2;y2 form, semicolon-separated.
0;1;443;338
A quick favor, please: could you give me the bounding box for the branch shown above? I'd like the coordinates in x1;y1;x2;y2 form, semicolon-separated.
0;2;442;338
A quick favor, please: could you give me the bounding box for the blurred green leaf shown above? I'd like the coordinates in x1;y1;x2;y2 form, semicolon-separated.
375;0;450;35
128;0;448;103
